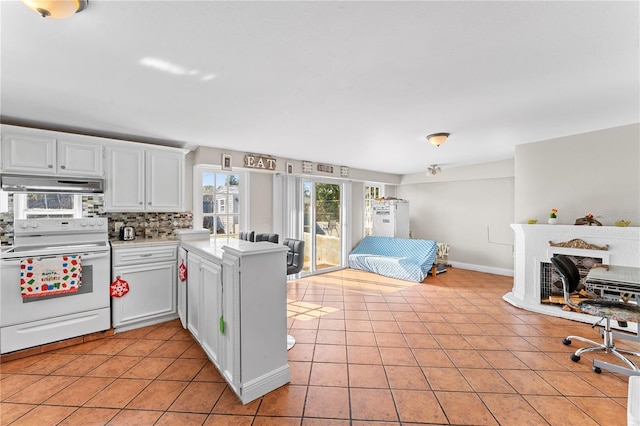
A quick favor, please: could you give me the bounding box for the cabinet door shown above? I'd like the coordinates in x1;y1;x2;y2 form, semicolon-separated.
57;139;104;177
146;150;184;212
177;249;188;329
112;261;177;328
104;146;145;212
221;254;240;389
186;253;202;340
1;131;56;174
200;259;222;368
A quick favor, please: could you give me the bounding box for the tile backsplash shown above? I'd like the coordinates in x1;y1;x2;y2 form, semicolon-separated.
0;194;193;244
107;211;193;240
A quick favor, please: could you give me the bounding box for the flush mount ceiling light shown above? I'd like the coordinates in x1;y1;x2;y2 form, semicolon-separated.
426;164;442;176
426;132;450;147
22;0;88;18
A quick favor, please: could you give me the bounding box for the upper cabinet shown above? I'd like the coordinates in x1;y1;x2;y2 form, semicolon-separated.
104;144;186;212
1;126;104;177
57;139;104;177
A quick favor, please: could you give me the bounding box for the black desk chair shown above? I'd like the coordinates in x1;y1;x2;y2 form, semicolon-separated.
283;238;304;275
550;254;640;374
238;230;255;242
255;233;279;243
283;238;304;350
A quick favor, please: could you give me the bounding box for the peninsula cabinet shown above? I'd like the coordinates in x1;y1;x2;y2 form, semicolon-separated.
104;145;186;212
180;239;290;404
1;125;104;177
186;252;223;367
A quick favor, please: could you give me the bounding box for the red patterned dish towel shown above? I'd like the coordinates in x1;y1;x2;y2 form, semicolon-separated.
20;255;82;298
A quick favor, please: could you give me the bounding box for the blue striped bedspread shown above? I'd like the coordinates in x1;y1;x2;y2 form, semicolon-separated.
348;236;437;282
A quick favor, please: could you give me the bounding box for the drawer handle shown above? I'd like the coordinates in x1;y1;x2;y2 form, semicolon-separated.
140;253;153;257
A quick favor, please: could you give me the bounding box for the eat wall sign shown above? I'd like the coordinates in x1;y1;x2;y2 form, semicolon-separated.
244;154;276;171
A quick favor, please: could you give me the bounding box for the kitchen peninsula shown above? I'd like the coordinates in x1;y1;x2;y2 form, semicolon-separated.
179;238;290;404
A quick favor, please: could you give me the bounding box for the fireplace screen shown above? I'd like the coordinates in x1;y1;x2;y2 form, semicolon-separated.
540;255;603;302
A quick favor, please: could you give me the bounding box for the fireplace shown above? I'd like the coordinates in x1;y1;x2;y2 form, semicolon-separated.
540;254;603;303
504;223;639;329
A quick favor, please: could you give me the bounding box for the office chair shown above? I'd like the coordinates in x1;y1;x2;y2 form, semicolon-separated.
283;238;305;275
238;230;255;242
255;233;279;243
550;255;640;374
283;237;305;351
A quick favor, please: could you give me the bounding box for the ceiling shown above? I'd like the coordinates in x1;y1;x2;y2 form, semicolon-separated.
1;1;638;175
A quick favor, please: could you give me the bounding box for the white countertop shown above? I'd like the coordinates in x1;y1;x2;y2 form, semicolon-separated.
181;238;288;260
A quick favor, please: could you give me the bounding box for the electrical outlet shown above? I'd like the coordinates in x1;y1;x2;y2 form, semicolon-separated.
115;222;124;232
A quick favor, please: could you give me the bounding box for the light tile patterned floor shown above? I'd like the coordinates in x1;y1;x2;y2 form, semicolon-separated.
1;268;635;425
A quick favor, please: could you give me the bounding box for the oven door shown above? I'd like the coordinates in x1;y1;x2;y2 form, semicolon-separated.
0;250;111;327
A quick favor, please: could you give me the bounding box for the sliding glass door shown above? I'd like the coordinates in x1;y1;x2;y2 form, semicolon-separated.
302;180;343;274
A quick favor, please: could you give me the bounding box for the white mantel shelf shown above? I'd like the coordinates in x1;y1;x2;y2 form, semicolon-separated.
504;224;640;330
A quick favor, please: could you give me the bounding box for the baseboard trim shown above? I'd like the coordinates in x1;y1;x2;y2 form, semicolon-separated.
449;261;513;277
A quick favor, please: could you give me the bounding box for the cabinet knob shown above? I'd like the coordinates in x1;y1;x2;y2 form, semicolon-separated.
60;165;66;169
48;164;53;168
148;202;151;205
139;202;143;205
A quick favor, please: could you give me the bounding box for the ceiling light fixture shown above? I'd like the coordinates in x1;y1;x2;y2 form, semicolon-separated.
426;132;449;147
427;164;442;176
21;0;88;19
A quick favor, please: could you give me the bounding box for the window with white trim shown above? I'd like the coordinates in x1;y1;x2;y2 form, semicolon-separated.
196;168;243;240
14;193;83;219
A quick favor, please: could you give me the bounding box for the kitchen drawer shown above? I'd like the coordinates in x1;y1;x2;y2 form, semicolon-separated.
113;245;177;266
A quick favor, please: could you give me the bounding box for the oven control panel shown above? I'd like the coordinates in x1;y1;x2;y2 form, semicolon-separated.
14;218;108;235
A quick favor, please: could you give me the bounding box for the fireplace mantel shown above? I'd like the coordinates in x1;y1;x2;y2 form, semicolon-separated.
504;224;640;328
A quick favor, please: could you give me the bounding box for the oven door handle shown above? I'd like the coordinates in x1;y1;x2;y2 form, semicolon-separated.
1;251;110;264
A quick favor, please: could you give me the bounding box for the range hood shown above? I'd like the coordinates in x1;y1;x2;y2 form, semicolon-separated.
1;174;104;194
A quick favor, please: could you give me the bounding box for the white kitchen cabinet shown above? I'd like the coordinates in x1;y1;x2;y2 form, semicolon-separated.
1;129;56;174
177;247;188;329
111;243;178;332
57;138;104;177
181;239;290;404
145;150;185;212
105;146;146;211
105;145;185;212
186;252;202;340
200;259;223;367
1;125;104;177
221;245;290;403
187;252;223;368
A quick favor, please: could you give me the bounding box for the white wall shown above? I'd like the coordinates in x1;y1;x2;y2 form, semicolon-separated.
248;171;275;233
397;163;515;275
514;123;640;225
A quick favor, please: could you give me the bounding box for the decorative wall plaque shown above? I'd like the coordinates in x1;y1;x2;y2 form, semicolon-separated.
317;164;333;173
244;154;276;171
302;161;313;174
548;238;609;251
340;166;349;177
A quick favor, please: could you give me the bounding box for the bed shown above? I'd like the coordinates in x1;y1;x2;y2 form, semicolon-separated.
348;236;438;282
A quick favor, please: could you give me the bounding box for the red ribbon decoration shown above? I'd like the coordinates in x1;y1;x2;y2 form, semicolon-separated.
110;277;130;297
178;261;187;282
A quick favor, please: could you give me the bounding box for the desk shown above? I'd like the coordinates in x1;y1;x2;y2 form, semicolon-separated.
585;265;640;376
586;265;640;302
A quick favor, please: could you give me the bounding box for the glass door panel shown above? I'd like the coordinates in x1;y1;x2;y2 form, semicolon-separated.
302;181;312;273
315;183;341;272
301;180;343;275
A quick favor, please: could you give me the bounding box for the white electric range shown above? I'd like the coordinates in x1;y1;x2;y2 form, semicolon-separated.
0;218;111;354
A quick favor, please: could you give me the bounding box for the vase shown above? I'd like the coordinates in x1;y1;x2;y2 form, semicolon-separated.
548;218;558;225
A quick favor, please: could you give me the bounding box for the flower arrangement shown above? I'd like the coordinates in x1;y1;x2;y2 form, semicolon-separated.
575;213;602;226
549;209;558;219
